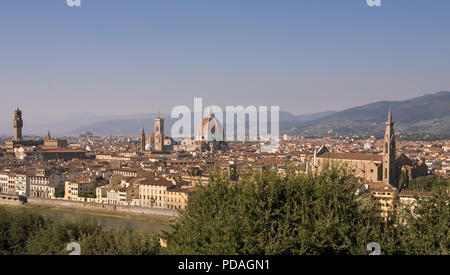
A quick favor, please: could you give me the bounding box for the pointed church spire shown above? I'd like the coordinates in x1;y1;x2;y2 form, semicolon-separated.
383;110;396;185
47;130;51;140
140;127;146;151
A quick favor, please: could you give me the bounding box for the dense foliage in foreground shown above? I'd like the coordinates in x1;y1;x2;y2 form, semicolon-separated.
0;166;448;255
163;166;449;255
0;209;160;255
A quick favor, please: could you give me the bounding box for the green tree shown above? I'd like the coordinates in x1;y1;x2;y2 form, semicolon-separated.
408;175;450;192
398;181;450;255
25;219;101;255
0;208;161;255
0;208;47;255
163;165;388;255
79;230;160;255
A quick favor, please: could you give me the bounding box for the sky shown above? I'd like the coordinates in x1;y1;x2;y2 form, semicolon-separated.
1;0;450;122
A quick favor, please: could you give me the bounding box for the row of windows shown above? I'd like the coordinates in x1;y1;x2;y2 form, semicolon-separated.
142;201;163;207
167;197;184;203
31;186;51;191
140;195;163;201
141;189;165;194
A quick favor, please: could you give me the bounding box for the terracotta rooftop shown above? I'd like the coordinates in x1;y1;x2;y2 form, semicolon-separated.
370;181;397;192
318;152;383;162
140;178;173;187
168;186;196;193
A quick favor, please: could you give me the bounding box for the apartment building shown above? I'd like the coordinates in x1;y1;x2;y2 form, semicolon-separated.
0;171;11;195
113;168;138;177
167;186;196;210
139;178;174;208
65;178;97;201
29;172;65;199
13;172;29;196
370;182;399;220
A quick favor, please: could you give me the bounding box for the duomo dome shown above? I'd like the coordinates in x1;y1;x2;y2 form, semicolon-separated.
195;112;224;142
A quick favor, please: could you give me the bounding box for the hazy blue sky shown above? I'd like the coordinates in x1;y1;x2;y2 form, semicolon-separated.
1;0;450;121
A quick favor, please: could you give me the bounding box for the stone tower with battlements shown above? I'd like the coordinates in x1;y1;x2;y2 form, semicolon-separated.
13;108;23;141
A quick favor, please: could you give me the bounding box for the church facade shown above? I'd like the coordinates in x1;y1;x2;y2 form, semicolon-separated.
310;112;427;188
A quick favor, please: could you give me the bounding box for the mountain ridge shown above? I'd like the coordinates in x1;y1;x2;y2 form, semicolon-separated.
1;91;448;137
285;91;450;136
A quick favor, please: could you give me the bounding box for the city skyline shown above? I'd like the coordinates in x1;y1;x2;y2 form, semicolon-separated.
1;0;450;121
0;89;449;137
0;0;449;259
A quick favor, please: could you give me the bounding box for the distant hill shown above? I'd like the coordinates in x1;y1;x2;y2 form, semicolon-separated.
68;111;336;137
3;91;448;138
68;116;176;137
285;91;450;137
278;110;337;122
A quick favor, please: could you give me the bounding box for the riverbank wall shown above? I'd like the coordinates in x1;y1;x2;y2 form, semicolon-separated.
1;197;178;218
0;195;25;206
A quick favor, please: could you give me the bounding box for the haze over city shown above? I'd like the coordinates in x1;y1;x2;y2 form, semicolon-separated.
1;0;450;124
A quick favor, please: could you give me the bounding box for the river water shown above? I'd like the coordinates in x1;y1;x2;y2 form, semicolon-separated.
0;205;173;233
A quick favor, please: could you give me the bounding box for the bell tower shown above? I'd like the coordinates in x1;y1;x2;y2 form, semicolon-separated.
154;117;164;152
383;111;396;185
13;108;23;141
